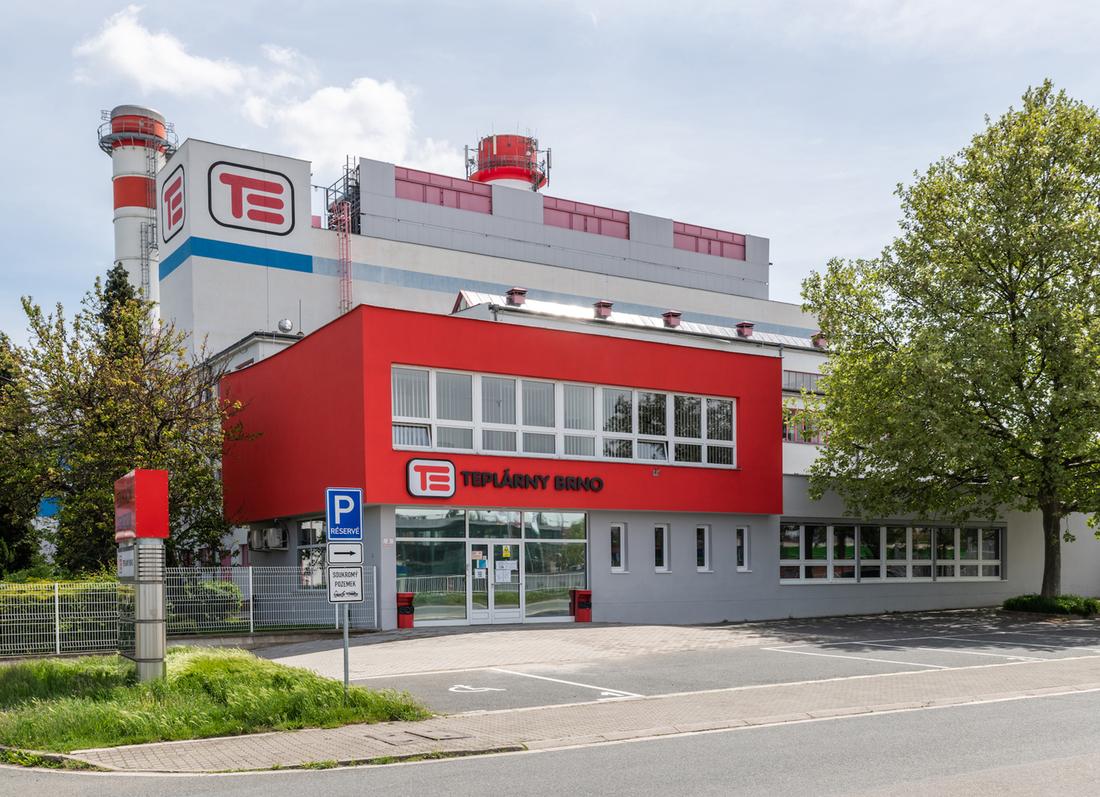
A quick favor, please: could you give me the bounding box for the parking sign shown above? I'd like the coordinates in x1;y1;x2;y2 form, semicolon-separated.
326;488;363;541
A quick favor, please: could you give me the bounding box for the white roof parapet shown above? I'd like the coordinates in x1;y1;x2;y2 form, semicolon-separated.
454;290;819;350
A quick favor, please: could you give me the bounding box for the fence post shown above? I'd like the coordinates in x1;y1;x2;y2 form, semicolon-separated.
248;566;254;635
53;582;60;655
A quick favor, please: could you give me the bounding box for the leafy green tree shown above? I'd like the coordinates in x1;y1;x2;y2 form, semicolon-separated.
0;335;42;574
14;267;240;572
801;82;1100;597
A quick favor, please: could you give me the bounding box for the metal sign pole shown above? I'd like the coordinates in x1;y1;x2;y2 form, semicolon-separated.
343;602;350;702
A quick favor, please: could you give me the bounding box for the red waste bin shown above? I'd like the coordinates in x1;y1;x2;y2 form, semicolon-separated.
574;589;592;623
396;592;415;629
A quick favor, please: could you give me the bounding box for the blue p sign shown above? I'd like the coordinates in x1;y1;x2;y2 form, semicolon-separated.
326;488;363;541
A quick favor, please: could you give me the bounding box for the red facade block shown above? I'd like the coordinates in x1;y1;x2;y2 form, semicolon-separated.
221;305;783;523
114;469;169;542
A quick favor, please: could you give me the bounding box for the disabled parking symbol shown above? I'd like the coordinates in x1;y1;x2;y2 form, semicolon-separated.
449;684;506;693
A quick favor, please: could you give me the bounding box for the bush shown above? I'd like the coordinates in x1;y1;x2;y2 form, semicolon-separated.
1003;593;1100;616
0;581;119;655
166;576;244;634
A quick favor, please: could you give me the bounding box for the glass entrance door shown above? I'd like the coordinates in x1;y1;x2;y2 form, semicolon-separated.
467;541;523;624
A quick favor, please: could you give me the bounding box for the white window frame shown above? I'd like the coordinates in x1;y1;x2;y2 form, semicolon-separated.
695;524;712;572
391;365;737;469
735;526;750;572
779;522;1005;584
654;523;671;573
610;523;627;573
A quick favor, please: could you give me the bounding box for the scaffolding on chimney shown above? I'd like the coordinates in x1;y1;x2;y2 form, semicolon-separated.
323;158;361;315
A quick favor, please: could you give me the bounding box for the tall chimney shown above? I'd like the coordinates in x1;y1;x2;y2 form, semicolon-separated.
98;105;174;316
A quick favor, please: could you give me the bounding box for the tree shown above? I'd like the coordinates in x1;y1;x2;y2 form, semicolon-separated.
0;334;42;574
13;267;241;572
801;82;1100;598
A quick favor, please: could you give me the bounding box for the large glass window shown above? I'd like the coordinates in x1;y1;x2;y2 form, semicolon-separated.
396;540;467;621
564;385;594;430
674;395;702;438
395;508;466;538
603;389;633;433
525;512;586;539
392;367;429;418
436;372;472;421
522;380;555;427
524;541;587;618
780;522;1004;583
391;367;736;467
482;376;516;424
468;510;521;538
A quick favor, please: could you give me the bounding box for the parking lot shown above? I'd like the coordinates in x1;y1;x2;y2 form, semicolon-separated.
265;609;1100;715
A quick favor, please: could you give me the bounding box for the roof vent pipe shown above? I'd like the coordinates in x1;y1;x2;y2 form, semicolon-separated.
506;287;527;306
735;321;755;338
662;310;682;328
594;300;613;320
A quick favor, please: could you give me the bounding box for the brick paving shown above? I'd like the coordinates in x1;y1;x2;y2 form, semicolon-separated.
70;654;1100;772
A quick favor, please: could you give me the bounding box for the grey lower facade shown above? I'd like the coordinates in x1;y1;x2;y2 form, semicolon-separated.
246;475;1100;630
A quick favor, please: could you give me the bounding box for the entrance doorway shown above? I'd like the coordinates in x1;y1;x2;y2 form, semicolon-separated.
468;541;523;624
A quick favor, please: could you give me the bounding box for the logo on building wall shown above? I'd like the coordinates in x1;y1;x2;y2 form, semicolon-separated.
407;459;456;498
207;161;295;236
161;164;186;243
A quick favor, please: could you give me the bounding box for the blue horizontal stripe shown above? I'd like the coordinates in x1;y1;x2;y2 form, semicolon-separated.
160;237;815;338
160;237;313;280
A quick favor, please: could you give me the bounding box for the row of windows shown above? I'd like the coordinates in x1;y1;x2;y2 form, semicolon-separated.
782;370;823;393
392;367;737;467
609;523;750;574
780;523;1003;582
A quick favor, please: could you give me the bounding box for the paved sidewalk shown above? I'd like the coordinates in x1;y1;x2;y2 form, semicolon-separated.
70;654;1100;772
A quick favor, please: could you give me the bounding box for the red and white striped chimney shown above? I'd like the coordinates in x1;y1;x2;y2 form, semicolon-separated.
98;105;175;314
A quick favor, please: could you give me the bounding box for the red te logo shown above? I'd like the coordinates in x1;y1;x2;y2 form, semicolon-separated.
407;460;456;497
218;172;285;225
161;164;185;243
208;162;295;235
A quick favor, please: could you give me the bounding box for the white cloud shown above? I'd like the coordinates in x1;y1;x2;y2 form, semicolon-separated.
74;6;461;178
73;5;244;95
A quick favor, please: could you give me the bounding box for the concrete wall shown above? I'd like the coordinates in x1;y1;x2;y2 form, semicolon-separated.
359;158;770;300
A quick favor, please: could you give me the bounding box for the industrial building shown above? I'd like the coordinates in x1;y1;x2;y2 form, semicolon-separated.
98;104;1100;629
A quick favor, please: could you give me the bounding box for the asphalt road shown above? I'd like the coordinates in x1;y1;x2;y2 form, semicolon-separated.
350;622;1100;713
7;690;1100;796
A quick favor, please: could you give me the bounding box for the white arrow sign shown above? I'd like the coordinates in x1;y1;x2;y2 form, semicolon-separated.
327;542;363;565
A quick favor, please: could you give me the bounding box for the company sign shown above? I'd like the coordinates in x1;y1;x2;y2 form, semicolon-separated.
160;164;186;243
208;161;294;235
461;470;604;493
407;459;456;497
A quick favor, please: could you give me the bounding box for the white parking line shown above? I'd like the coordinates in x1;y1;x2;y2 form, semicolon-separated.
491;668;642;698
941;635;1100;653
843;641;1045;662
762;646;948;669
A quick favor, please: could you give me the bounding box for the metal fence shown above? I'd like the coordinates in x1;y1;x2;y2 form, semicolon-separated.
0;566;377;658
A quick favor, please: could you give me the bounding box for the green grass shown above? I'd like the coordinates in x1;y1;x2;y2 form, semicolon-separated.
1003;594;1100;617
0;647;428;753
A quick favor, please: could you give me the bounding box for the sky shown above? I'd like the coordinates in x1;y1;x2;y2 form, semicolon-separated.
2;0;1100;341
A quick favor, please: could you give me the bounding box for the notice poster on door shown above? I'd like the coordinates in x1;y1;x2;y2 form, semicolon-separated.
474;568;487;579
496;560;518;572
495;569;512;583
